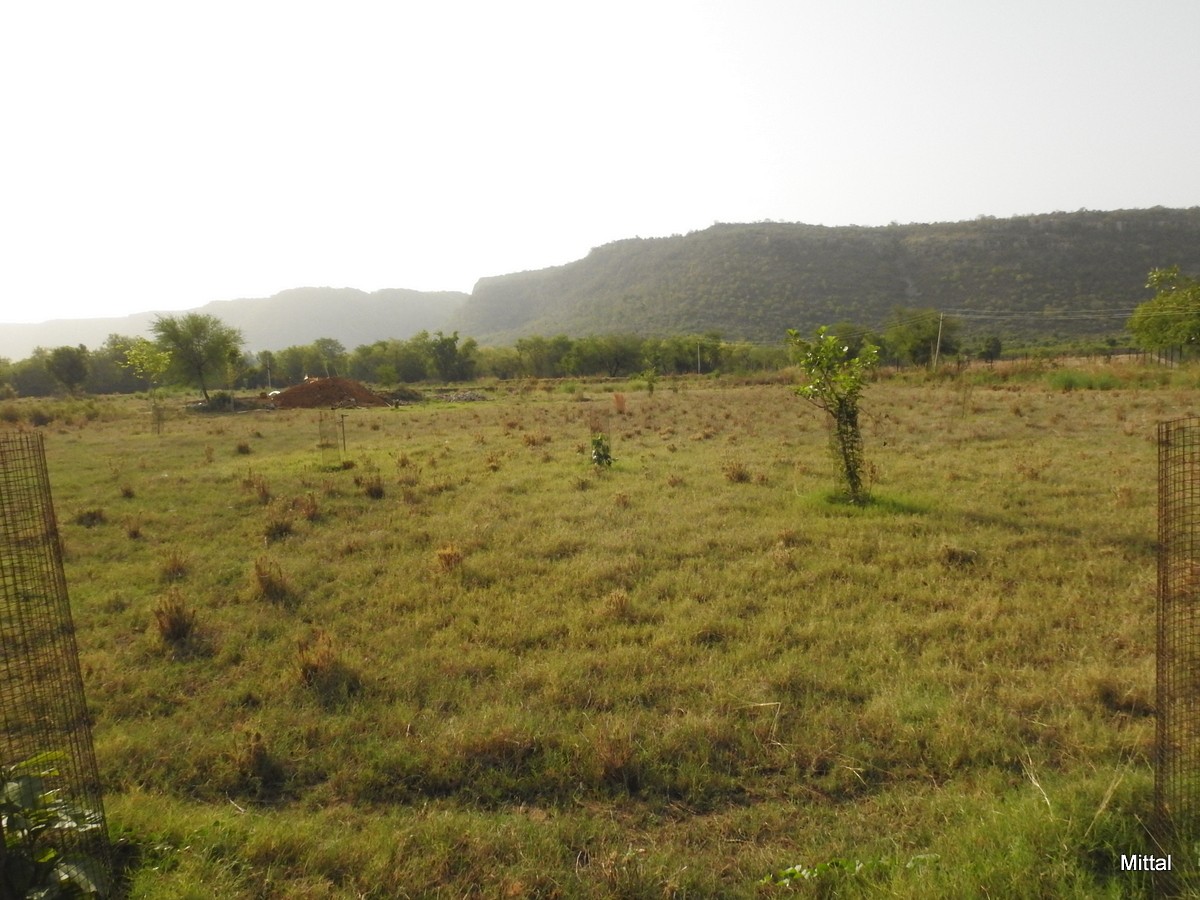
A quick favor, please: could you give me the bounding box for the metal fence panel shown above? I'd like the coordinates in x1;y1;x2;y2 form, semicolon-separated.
0;431;113;892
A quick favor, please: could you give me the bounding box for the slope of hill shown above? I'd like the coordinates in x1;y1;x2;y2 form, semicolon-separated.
0;287;466;361
6;207;1198;362
453;207;1200;343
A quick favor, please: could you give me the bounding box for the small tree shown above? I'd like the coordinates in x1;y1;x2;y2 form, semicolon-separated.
788;326;879;504
150;313;243;404
45;345;90;396
120;336;172;399
1128;266;1200;351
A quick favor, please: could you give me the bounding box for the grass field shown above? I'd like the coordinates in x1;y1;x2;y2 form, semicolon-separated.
10;364;1185;896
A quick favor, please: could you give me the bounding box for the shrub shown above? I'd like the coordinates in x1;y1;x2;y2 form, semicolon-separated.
591;434;615;468
207;391;234;410
0;753;110;898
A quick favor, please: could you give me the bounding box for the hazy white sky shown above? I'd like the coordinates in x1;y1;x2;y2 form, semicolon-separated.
2;0;1197;324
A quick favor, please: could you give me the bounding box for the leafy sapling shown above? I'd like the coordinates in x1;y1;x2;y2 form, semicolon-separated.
788;326;879;504
591;434;615;468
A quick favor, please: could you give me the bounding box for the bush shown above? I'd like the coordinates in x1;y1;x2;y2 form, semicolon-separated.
0;752;110;898
591;434;615;468
206;391;235;411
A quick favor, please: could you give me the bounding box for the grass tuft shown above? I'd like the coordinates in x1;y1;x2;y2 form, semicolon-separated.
159;550;190;583
435;543;464;573
249;556;293;606
721;457;752;483
74;508;106;527
153;588;196;648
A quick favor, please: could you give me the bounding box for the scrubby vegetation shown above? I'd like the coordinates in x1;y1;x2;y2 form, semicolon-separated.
17;361;1175;896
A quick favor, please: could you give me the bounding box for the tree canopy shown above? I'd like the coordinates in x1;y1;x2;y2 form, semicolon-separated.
45;345;90;395
1127;266;1200;350
151;313;244;403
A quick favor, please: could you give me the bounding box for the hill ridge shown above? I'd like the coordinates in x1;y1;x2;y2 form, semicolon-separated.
452;207;1200;343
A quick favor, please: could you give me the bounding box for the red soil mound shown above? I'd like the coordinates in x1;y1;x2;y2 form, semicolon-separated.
274;376;388;409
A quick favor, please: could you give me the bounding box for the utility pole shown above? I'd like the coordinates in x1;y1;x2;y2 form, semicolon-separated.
932;313;944;369
697;340;701;375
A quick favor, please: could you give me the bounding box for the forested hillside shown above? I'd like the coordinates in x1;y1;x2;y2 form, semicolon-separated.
454;207;1200;343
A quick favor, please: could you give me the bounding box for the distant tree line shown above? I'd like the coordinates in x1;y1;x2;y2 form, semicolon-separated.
0;306;1076;400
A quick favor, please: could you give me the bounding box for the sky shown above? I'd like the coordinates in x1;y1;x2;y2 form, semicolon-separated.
2;0;1198;324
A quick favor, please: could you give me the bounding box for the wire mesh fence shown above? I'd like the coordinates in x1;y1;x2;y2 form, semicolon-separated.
317;412;345;469
0;430;113;893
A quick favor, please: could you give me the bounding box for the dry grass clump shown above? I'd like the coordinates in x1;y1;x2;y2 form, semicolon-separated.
601;588;635;621
235;441;252;455
74;508;106;527
263;505;294;543
242;471;272;505
435;543;464;573
159;549;190;583
296;629;337;686
153;588;196;647
776;528;805;548
249;556;293;605
942;546;979;567
769;543;795;570
721;458;752;483
360;474;385;499
296;629;360;704
231;728;284;798
292;492;320;522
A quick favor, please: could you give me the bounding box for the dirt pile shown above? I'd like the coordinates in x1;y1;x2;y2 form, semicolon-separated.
274;377;388;409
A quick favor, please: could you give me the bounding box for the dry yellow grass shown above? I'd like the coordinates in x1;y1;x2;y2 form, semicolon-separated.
14;367;1175;896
